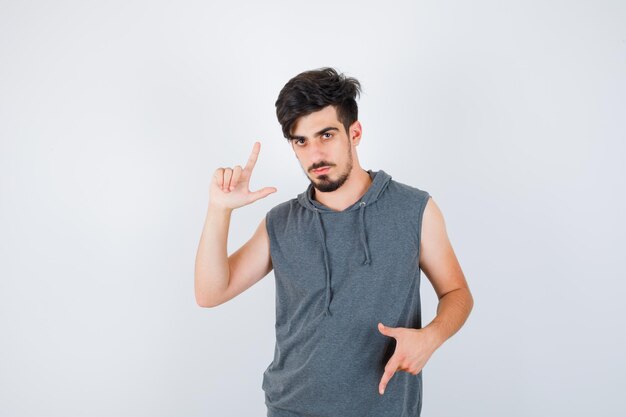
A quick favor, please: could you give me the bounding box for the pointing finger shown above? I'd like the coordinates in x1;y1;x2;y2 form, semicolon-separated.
379;357;399;395
243;141;261;175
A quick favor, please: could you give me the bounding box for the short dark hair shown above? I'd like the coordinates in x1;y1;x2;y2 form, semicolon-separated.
275;67;362;140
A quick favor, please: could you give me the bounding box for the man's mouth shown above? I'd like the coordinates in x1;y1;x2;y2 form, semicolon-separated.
313;167;330;174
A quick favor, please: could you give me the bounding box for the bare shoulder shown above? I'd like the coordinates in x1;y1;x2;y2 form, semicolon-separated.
419;196;470;299
422;195;443;237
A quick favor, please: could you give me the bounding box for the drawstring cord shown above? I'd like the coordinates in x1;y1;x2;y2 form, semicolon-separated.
313;202;372;317
359;201;371;265
313;208;333;317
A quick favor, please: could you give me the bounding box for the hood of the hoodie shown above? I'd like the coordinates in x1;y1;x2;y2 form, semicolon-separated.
296;169;392;317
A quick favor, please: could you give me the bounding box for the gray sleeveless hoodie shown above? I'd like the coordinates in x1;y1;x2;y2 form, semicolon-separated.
262;169;431;417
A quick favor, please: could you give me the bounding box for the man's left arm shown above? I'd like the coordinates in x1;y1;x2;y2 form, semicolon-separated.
377;196;473;395
419;196;474;349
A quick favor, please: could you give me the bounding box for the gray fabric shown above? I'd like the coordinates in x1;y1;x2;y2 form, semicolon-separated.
262;169;431;417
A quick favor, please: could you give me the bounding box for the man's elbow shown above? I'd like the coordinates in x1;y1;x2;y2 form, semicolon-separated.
441;286;474;311
463;286;474;312
195;290;223;308
196;298;214;308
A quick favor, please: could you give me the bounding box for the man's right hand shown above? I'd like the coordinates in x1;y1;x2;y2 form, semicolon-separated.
209;141;277;210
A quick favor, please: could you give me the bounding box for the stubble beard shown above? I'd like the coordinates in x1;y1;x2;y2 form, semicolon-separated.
309;142;353;193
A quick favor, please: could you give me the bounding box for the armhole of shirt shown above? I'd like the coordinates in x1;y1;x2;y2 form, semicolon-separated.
416;190;431;254
265;209;272;249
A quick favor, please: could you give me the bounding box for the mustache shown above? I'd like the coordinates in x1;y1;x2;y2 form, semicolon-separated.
310;163;334;171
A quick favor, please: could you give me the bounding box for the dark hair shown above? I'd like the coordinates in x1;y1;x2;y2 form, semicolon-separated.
275;67;362;140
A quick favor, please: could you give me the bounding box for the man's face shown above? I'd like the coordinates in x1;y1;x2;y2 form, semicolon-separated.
289;105;360;193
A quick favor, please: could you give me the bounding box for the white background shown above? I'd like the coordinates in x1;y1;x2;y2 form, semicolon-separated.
1;1;625;416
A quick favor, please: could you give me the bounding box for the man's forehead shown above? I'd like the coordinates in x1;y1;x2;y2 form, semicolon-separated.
292;105;341;136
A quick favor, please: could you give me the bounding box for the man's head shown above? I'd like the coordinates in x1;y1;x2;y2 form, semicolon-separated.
275;67;362;141
275;67;363;192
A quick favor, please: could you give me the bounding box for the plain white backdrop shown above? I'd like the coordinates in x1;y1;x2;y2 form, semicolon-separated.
1;1;625;416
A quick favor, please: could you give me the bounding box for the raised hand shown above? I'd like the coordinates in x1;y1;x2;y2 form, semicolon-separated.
209;141;277;210
376;322;438;395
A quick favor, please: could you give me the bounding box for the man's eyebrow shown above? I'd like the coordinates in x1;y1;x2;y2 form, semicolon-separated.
289;127;339;141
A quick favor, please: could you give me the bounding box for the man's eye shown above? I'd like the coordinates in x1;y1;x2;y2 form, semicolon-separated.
294;139;306;145
322;133;333;139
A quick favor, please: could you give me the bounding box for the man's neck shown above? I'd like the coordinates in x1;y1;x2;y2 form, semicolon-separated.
313;168;373;212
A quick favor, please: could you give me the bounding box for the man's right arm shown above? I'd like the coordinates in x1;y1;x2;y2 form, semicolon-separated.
194;205;272;308
194;141;276;308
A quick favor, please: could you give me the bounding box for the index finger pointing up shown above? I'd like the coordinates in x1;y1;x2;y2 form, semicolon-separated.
243;141;261;174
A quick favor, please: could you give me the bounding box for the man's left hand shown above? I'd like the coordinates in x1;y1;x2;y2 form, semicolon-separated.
376;322;438;395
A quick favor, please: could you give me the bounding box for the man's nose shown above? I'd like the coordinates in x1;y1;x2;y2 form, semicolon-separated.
306;138;326;157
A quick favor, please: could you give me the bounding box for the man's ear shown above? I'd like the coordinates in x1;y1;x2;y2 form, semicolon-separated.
350;120;363;146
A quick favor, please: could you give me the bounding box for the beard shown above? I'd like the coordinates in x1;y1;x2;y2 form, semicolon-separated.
308;142;353;193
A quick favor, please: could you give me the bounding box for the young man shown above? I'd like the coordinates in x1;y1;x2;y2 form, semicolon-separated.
195;67;473;417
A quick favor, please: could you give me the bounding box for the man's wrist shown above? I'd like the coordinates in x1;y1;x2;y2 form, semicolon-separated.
207;202;233;215
422;321;447;351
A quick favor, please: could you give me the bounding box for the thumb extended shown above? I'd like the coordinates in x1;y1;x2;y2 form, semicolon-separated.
250;187;277;202
378;322;396;336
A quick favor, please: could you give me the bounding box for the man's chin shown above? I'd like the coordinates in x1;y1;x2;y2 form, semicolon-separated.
313;178;345;193
310;178;323;191
309;172;328;183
